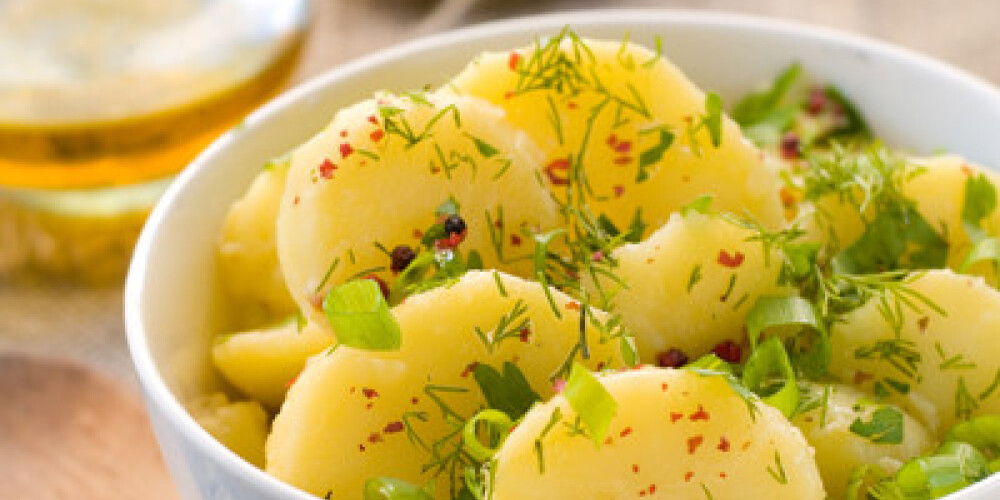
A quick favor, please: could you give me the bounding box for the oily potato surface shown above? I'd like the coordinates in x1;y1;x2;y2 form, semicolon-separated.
492;368;825;500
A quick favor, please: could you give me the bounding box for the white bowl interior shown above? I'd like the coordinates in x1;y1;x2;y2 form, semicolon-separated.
127;10;1000;500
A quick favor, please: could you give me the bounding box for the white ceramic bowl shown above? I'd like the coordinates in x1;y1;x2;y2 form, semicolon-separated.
126;10;1000;500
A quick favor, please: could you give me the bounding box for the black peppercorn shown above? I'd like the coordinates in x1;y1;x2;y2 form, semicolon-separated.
443;214;466;237
389;245;416;273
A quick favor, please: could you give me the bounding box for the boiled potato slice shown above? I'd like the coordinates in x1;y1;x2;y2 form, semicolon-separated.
188;393;269;468
829;269;1000;434
491;367;824;500
791;383;935;499
218;155;297;324
212;319;334;409
266;271;629;498
590;210;783;362
278;92;561;328
448;36;784;232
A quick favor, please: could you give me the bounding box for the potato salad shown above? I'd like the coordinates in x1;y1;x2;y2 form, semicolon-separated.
198;30;1000;500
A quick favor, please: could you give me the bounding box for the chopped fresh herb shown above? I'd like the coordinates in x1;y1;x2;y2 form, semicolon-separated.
465;133;500;159
363;477;434;500
323;279;401;351
563;363;617;445
473;362;542;421
686;264;703;293
533;406;563;474
849;406;905;444
766;450;788;484
956;376;980;421
637;126;674;182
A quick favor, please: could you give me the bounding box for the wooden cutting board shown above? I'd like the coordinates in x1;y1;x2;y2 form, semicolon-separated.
0;354;179;500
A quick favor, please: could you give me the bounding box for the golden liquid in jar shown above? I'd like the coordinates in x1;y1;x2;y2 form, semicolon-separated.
0;37;304;190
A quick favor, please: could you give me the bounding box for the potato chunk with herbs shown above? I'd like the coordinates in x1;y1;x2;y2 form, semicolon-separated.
829;269;1000;434
277;93;561;330
266;271;630;499
491;368;824;500
590;209;783;362
791;383;935;499
448;34;783;233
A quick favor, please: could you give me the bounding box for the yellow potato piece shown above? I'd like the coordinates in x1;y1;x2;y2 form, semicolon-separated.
277;92;561;329
591;211;783;362
791;383;934;499
492;367;824;500
829;269;1000;434
266;271;629;498
448;36;783;232
188;393;269;468
212;320;334;409
218;155;297;324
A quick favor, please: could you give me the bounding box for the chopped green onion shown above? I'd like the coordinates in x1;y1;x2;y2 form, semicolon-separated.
462;409;514;462
563;363;617;445
703;92;723;148
323;279;401;351
746;295;830;378
960;237;1000;272
680;195;714;217
363;477;434;500
946;415;1000;459
741;336;798;417
895;442;988;498
619;335;639;368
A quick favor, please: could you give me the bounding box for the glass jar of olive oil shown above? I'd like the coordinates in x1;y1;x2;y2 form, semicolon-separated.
0;0;310;283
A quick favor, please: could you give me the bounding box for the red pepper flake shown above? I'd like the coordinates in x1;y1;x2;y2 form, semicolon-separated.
510;234;522;246
519;327;531;342
413;229;423;239
340;130;348;138
411;397;419;405
604;437;614;446
720;472;728;479
384;421;404;434
365;402;374;410
363;274;390;300
318;159;337;179
670;412;683;423
370;129;385;142
648;485;656;495
362;388;379;399
742;441;752;451
292;195;300;206
613;185;625;198
552;378;566;394
285;372;300;388
566;301;581;311
853;371;874;385
503;90;515;99
544;158;571;186
614;156;633;165
567;101;578;110
661;383;669;392
639;490;646;497
614;141;632;154
687;435;704;454
607;134;618;147
359;444;366;452
350;387;357;394
717;250;745;268
508;52;521;71
461;361;480;378
339;142;355;158
961;164;974;176
684;471;694;482
619;427;633;438
718;436;731;452
632;464;640;474
689;405;710;422
367;433;382;443
917;316;930;332
596;361;606;371
367;115;380;125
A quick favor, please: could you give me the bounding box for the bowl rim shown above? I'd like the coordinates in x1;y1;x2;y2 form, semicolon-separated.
125;8;1000;500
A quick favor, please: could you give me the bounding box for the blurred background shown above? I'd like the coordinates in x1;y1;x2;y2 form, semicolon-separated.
0;0;997;497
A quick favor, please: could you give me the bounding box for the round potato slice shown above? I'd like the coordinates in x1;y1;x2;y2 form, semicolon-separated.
266;271;630;499
277;92;561;328
448;35;784;233
829;269;1000;434
491;367;825;500
791;383;934;499
589;210;783;363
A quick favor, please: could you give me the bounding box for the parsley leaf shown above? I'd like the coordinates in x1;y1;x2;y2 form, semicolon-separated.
849;406;905;444
473;362;541;421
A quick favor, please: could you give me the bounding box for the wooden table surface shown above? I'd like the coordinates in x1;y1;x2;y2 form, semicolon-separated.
1;1;997;499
